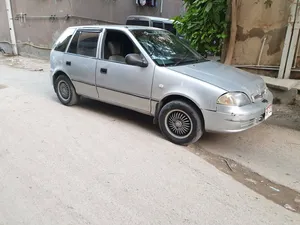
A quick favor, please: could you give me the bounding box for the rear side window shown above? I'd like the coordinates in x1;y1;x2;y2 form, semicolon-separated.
153;21;163;29
54;28;75;52
67;30;100;57
126;20;150;26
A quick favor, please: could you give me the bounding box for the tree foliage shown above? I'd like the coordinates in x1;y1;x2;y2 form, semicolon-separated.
174;0;228;55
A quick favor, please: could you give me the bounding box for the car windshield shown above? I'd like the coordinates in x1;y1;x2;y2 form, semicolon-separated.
130;29;206;67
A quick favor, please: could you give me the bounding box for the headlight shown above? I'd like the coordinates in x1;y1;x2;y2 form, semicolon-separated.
217;92;251;107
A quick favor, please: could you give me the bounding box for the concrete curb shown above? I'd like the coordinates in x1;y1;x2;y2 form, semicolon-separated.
260;76;299;91
260;76;299;105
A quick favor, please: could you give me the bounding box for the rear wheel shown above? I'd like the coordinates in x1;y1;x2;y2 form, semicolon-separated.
55;75;79;106
158;100;204;145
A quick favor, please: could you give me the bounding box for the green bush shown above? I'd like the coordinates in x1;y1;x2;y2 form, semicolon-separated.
174;0;228;55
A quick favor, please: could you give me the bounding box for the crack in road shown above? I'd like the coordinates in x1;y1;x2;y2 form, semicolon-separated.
189;144;300;214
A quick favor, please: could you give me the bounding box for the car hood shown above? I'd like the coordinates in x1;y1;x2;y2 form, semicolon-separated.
168;61;265;97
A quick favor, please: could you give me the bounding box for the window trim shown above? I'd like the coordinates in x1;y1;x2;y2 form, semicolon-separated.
65;28;103;59
64;28;77;53
53;28;76;53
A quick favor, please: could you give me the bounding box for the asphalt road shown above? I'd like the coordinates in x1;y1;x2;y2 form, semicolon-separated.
1;57;300;192
0;63;300;224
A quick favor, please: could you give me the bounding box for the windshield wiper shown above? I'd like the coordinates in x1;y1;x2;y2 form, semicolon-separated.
173;51;199;66
174;58;198;66
174;51;189;66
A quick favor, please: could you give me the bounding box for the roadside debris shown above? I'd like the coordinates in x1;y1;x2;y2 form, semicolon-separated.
0;55;49;72
269;186;280;192
31;68;44;72
245;178;257;185
189;145;300;214
223;159;233;172
284;204;296;212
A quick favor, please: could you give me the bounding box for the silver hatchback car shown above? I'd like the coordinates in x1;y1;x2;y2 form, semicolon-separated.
50;25;273;145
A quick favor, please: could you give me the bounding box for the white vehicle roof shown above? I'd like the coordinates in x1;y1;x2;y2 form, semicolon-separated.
127;15;174;23
67;25;165;31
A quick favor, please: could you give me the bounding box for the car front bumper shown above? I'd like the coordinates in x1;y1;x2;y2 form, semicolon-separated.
203;90;273;133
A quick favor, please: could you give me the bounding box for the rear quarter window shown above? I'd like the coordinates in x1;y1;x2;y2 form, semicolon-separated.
54;28;75;52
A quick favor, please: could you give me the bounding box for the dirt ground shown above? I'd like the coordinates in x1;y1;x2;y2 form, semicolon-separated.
267;104;300;131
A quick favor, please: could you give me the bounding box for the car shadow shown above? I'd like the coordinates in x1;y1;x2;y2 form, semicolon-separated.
50;95;261;149
77;97;161;137
79;97;249;149
50;95;239;146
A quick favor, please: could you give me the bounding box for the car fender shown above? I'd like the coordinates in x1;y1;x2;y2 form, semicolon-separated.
152;66;226;112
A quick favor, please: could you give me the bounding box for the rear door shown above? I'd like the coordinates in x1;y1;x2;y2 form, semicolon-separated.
64;29;102;99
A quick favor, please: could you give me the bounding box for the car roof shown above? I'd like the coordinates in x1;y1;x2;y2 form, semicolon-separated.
67;25;165;31
127;15;174;23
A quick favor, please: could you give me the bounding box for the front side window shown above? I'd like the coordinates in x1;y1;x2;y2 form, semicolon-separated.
67;30;100;57
131;29;205;67
54;28;75;52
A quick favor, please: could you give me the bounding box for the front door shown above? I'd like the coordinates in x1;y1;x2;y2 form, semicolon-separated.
95;29;154;114
64;29;102;99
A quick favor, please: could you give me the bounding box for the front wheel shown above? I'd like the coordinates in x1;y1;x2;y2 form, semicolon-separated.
54;75;79;106
158;100;204;145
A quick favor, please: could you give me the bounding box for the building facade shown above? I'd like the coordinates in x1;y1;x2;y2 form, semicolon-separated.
231;0;299;79
0;0;184;58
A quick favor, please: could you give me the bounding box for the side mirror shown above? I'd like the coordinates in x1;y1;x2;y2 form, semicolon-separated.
125;54;148;68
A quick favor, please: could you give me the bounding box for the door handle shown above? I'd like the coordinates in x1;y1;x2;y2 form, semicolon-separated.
100;68;107;74
66;61;71;66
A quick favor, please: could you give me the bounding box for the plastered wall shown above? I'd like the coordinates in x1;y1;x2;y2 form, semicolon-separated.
0;0;183;57
233;0;290;66
0;0;12;53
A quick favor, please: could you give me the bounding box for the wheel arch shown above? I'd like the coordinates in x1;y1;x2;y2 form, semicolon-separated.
154;94;205;129
52;70;72;92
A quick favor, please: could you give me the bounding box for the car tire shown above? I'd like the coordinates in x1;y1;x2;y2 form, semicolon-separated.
55;75;79;106
158;100;204;145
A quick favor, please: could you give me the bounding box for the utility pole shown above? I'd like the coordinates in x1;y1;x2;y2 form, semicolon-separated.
5;0;18;55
